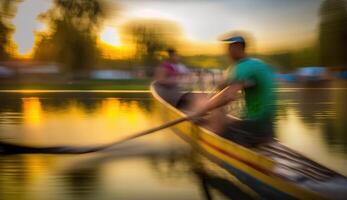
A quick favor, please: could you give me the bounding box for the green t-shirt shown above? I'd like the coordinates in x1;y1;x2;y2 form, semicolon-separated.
228;58;275;120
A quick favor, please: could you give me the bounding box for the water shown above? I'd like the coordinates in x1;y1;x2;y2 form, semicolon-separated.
0;84;346;200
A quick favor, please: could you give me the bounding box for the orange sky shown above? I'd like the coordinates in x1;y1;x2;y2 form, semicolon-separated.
12;0;323;58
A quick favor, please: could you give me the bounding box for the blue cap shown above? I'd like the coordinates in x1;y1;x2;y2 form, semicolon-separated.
221;36;245;44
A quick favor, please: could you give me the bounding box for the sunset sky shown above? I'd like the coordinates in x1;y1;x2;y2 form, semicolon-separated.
13;0;324;57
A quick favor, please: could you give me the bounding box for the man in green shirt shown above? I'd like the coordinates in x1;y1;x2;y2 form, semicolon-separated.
188;35;275;146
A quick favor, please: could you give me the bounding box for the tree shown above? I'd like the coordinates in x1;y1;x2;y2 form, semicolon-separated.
34;0;107;79
319;0;347;68
0;0;21;60
122;19;181;76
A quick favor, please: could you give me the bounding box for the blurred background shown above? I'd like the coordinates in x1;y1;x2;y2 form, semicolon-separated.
0;0;346;84
0;1;347;200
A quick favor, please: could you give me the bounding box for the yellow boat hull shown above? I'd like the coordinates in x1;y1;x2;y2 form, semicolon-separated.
151;83;327;200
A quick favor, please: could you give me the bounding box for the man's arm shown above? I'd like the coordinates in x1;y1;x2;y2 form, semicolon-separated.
188;83;244;119
217;79;233;90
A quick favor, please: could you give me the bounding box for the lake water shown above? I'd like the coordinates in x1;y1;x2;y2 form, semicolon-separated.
0;83;346;200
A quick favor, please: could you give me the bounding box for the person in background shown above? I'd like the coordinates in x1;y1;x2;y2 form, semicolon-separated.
154;48;189;106
188;35;276;147
155;48;189;86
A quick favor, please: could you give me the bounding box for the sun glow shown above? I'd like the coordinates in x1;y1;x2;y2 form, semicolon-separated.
100;26;122;47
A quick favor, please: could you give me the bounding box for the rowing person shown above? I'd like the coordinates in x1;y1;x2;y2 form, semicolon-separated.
188;35;276;147
154;48;190;106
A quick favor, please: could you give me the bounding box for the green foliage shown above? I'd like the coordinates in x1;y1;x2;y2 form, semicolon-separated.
122;19;181;75
319;0;347;67
259;52;293;72
34;0;107;79
0;16;11;60
260;46;320;73
291;46;320;68
182;55;229;69
0;0;21;60
97;58;136;70
259;0;347;72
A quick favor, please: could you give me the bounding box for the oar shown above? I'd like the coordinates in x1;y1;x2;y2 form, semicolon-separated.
93;116;192;152
0;116;195;154
99;88;218;152
1;87;222;154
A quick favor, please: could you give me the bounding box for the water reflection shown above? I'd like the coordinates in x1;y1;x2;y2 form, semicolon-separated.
0;93;153;146
0;89;346;199
0;154;58;200
275;86;347;175
1;92;232;200
64;166;101;200
22;97;43;127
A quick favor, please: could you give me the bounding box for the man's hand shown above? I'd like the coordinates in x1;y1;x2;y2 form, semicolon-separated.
188;83;244;121
186;110;206;121
185;95;210;121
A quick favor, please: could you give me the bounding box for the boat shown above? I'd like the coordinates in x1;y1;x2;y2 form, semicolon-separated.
150;82;347;200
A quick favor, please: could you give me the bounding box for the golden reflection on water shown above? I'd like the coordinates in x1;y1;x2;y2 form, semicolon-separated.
13;96;152;146
0;90;347;199
22;97;43;127
98;98;150;137
101;98;119;119
2;94;213;200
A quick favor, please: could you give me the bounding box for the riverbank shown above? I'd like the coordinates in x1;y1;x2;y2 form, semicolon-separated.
0;79;151;90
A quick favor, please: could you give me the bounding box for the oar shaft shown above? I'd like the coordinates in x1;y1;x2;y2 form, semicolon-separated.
0;116;192;154
103;116;190;149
